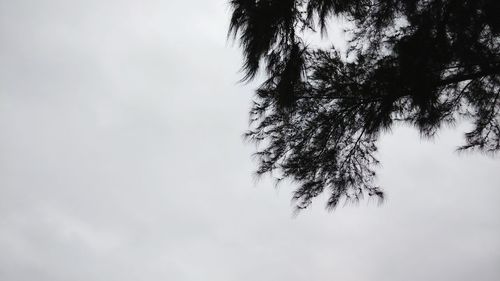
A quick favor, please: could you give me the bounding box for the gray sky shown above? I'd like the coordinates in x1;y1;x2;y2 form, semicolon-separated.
0;1;499;280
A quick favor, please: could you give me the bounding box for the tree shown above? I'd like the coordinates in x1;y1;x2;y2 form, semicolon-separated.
228;0;500;210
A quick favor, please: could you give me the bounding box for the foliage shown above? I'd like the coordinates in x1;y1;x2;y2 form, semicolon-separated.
228;0;500;210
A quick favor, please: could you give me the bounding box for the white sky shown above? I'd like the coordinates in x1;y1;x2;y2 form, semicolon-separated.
0;1;499;280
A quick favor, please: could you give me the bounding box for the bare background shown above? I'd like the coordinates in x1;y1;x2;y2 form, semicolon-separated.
0;1;499;280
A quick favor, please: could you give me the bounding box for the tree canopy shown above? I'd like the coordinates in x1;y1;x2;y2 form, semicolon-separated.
228;0;500;210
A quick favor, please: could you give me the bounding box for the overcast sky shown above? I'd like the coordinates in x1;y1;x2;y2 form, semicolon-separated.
0;1;499;280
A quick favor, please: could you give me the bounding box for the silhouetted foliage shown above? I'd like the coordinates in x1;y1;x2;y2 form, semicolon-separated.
229;0;500;210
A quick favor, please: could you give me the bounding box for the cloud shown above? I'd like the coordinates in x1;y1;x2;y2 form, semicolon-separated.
0;1;499;281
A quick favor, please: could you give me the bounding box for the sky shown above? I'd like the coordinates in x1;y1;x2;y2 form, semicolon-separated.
0;1;499;280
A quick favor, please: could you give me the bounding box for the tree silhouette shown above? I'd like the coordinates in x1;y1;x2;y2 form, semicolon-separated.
228;0;500;210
